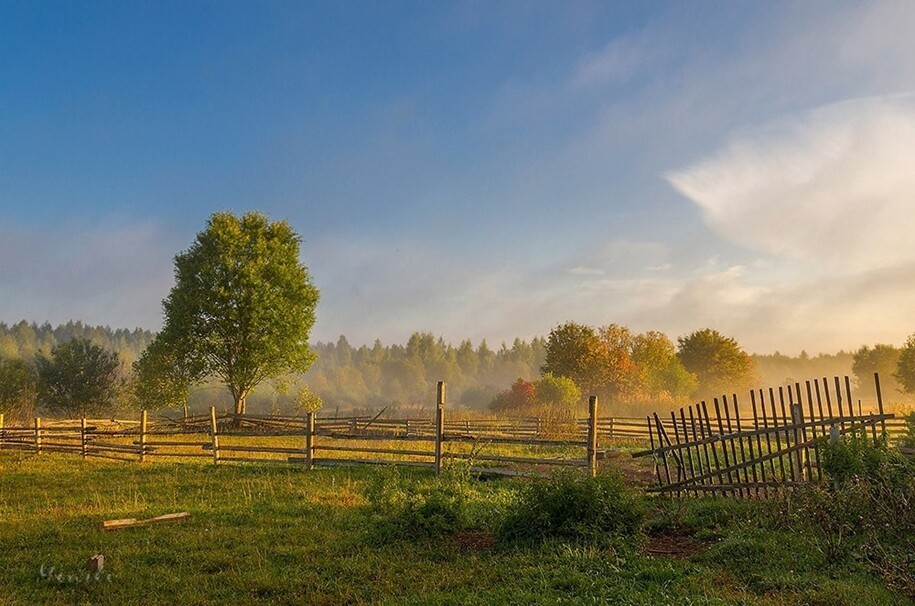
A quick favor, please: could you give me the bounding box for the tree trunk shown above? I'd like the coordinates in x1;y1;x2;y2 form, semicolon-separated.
233;393;246;427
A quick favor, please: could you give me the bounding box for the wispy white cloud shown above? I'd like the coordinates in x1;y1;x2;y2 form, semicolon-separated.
666;95;915;271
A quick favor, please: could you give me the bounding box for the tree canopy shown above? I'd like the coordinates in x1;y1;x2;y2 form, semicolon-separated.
135;212;320;415
35;338;120;417
852;343;900;397
676;329;754;396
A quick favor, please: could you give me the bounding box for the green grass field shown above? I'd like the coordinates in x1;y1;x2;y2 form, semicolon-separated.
0;451;910;605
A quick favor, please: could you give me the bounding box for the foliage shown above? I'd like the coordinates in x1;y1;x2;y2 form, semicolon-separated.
894;333;915;395
498;470;646;545
34;338;120;417
853;343;900;398
363;465;486;543
787;435;915;596
132;336;193;412
489;378;537;412
631;331;697;401
535;372;581;411
137;212;320;415
676;329;754;396
0;356;37;420
294;384;323;413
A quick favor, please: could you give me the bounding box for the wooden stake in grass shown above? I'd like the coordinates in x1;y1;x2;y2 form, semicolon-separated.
435;382;445;476
209;407;220;467
305;411;315;471
139;410;148;463
588;396;598;478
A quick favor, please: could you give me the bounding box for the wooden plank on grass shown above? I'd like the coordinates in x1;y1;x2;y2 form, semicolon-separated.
102;512;191;531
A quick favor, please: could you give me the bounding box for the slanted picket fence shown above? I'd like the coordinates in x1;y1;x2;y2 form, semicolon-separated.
633;373;895;497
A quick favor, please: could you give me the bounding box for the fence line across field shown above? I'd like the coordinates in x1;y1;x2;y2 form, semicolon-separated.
0;383;609;477
0;374;907;481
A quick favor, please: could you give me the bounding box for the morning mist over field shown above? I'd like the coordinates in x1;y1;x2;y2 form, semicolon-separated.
2;2;915;355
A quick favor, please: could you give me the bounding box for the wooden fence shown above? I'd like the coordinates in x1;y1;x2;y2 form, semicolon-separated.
633;373;898;497
0;383;606;477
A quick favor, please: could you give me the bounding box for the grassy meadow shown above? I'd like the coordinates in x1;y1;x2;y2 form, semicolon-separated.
1;448;912;606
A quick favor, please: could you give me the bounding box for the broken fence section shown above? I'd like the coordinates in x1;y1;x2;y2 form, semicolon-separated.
633;373;894;498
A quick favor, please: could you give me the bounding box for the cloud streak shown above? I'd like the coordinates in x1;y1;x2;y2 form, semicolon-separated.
666;95;915;271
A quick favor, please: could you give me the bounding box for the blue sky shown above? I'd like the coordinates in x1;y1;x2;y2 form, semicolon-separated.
2;1;915;353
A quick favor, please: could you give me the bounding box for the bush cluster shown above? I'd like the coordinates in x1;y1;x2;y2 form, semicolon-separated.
498;470;646;544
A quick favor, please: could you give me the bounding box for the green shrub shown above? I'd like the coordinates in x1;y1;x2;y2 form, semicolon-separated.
498;470;646;545
363;464;480;543
787;431;915;596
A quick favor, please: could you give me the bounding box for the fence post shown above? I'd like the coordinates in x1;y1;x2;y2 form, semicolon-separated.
209;407;220;467
80;418;88;458
35;417;42;454
588;396;598;477
0;413;4;451
790;403;805;481
874;372;886;435
305;411;315;471
435;382;445;476
139;410;148;463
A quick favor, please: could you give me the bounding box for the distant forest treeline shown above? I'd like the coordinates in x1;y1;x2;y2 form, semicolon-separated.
0;321;154;366
1;321;907;417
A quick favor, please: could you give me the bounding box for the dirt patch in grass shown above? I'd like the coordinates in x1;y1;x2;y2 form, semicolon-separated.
643;528;711;559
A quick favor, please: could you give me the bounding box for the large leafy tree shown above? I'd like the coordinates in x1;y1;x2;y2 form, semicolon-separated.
35;338;120;417
631;331;696;401
676;329;754;396
852;343;900;397
541;321;641;402
136;212;320;416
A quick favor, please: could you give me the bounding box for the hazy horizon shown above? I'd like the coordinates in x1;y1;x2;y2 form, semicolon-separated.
3;2;915;355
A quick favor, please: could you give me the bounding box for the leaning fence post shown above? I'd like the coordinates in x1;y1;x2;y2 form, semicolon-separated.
139;410;148;463
790;403;805;481
588;396;598;477
80;418;88;458
874;372;886;435
35;417;42;454
209;407;220;467
435;382;445;476
305;411;315;471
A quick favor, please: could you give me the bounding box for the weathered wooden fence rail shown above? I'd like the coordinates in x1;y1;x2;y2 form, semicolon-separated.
0;383;609;477
633;373;899;497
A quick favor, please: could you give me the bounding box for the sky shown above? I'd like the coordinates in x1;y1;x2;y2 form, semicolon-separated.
2;0;915;354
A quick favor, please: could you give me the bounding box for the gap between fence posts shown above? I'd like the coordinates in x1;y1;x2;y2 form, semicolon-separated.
209;407;220;466
588;396;598;477
139;410;148;463
305;411;315;470
434;382;445;476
